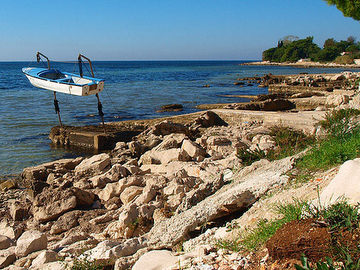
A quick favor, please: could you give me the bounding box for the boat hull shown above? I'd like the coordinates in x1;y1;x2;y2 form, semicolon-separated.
22;68;104;96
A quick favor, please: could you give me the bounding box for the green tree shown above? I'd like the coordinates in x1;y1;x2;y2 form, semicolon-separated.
324;0;360;21
324;38;336;48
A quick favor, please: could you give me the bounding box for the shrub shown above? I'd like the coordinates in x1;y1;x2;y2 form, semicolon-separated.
267;126;315;160
236;148;266;166
334;55;354;64
319;109;360;139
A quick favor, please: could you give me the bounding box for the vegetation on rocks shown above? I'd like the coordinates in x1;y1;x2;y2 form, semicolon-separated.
227;200;307;252
263;36;360;63
297;109;360;171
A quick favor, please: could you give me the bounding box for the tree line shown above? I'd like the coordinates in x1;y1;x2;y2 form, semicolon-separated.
262;36;360;64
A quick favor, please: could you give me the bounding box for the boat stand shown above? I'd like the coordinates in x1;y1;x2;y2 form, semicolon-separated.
96;93;106;133
53;91;63;128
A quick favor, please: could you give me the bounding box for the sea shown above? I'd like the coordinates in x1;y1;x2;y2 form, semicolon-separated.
0;61;352;177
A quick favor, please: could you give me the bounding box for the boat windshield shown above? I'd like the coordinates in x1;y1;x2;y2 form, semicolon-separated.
39;69;66;80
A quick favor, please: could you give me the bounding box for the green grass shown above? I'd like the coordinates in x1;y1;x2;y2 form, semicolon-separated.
267;126;315;160
297;109;360;172
237;126;315;166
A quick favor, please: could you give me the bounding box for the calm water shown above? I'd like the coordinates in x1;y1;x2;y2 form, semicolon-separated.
0;61;350;176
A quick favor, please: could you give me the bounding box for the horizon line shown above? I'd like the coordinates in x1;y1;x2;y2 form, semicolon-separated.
0;59;259;63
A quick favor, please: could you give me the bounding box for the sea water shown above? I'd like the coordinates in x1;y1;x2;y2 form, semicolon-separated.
0;61;349;176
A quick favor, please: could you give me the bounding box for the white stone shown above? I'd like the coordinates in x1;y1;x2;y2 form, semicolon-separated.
74;153;110;175
0;246;16;268
30;250;58;268
98;176;143;202
132;250;179;270
15;231;47;258
32;261;67;270
325;94;349;107
120;186;143;205
181;139;206;160
319;158;360;207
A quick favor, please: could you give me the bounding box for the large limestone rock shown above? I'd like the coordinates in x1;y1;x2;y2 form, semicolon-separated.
0;235;13;250
98;176;144;202
15;231;47;258
0;222;23;240
0;246;16;268
120;186;143;205
181;139;206;160
32;187;95;223
22;158;83;183
30;250;58;269
0;179;17;192
147;121;191;137
50;211;80;234
193;111;228;128
74;153;111;176
319;158;360;207
350;94;360;109
147;157;294;247
325;94;349;107
82;238;144;265
132;250;179;270
34;261;66;270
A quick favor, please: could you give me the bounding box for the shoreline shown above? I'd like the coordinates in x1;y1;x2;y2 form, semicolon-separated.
242;60;360;69
1;69;360;268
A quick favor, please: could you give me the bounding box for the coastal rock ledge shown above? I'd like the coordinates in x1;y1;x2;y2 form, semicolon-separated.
2;106;360;269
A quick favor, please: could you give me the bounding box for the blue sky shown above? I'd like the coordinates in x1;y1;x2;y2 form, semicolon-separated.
0;0;359;61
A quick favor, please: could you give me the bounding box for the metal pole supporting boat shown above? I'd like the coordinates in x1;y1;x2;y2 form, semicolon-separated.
53;91;63;128
78;54;106;133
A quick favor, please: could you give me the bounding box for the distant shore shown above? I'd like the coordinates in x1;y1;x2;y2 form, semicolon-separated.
242;60;360;69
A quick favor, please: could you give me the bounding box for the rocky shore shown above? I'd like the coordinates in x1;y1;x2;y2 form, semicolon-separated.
242;60;360;69
1;71;360;269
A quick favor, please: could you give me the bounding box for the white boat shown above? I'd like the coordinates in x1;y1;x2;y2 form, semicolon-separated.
22;67;104;96
22;52;106;129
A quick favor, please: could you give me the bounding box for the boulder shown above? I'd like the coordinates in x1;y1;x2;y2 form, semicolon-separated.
181;139;206;160
14;250;42;268
0;222;23;240
15;231;47;258
135;186;157;205
30;250;58;268
325;94;350;107
32;187;95;223
158;104;183;112
50;211;80;235
33;261;66;270
147;121;191;137
0;179;17;192
318;158;360;207
0;247;16;268
120;186;143;205
132;250;179;270
193;111;228;128
349;94;360;109
103;204;139;239
154;134;187;152
0;235;13;250
81;240;120;264
98;176;143;202
74;153;111;176
9;201;29;221
105;164;130;181
147;157;294;247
